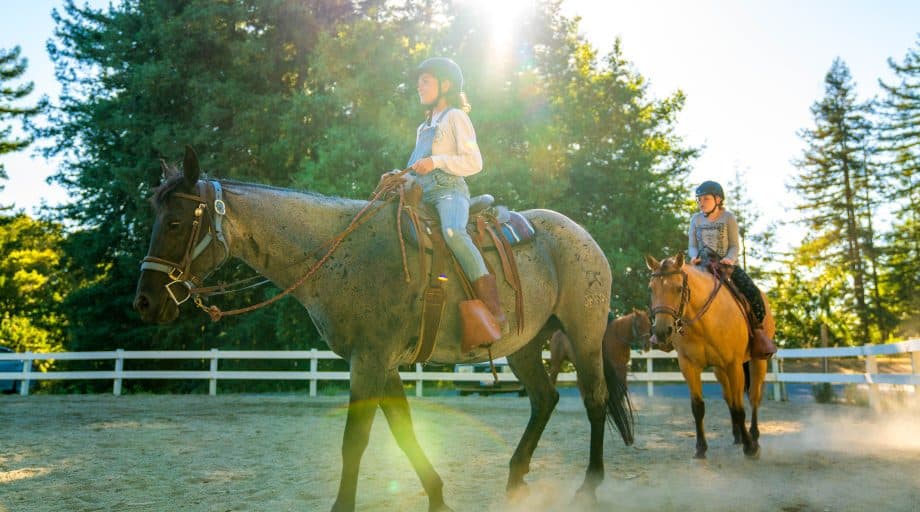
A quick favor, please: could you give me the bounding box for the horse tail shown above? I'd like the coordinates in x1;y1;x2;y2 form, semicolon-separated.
602;324;635;445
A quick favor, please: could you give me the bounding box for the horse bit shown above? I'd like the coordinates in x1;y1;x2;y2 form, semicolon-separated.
139;180;231;308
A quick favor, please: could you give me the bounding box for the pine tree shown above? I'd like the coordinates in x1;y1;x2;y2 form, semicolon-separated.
877;37;920;336
791;58;876;343
0;45;41;194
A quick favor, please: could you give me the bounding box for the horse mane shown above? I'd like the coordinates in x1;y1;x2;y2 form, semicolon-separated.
151;175;364;210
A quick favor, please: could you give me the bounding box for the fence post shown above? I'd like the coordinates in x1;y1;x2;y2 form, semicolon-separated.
209;348;219;396
771;357;781;401
19;352;32;396
865;351;880;411
114;349;124;396
911;348;920;401
309;348;318;397
415;363;424;398
646;356;654;398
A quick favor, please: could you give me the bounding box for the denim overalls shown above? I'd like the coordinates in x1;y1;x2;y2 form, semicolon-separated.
407;109;489;282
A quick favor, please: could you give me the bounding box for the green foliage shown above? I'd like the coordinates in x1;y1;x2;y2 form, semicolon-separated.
877;36;920;337
0;214;73;366
788;59;880;344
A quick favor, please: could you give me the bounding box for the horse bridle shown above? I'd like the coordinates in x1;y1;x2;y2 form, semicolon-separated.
650;265;724;337
140;180;230;306
629;312;651;345
649;268;691;335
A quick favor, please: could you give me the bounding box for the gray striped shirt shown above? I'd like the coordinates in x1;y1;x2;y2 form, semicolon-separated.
688;210;740;261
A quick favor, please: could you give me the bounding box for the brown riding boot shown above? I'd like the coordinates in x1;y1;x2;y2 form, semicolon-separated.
751;327;777;360
472;274;507;325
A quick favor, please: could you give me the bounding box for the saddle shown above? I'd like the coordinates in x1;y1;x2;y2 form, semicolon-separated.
700;257;758;343
400;193;536;251
396;184;532;363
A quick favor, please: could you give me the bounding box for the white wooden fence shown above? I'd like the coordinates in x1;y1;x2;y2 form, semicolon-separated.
1;339;918;409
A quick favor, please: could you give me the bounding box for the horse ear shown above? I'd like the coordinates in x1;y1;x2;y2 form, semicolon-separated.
645;254;660;271
159;159;173;181
675;252;684;268
183;145;200;186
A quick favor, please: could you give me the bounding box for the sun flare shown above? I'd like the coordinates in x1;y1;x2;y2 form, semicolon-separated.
460;0;535;70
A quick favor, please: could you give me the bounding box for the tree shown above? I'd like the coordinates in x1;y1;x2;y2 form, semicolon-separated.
790;58;878;343
725;166;776;280
36;0;364;366
0;214;74;366
0;45;41;195
877;37;920;336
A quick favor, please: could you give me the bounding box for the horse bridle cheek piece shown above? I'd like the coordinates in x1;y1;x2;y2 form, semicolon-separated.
140;180;230;307
649;269;691;336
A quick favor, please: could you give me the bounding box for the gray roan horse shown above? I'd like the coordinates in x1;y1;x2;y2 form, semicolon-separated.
133;147;634;512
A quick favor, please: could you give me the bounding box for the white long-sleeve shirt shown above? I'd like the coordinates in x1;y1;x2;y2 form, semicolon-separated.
420;108;483;177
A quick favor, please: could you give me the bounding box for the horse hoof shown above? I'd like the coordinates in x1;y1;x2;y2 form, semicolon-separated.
573;487;599;508
744;444;761;459
506;482;529;504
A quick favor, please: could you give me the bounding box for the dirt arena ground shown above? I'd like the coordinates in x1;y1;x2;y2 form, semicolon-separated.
1;392;918;512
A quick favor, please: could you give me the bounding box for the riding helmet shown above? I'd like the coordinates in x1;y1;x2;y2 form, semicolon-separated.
695;180;724;199
416;57;464;92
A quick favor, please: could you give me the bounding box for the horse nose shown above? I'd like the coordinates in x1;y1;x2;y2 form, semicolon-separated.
133;293;150;313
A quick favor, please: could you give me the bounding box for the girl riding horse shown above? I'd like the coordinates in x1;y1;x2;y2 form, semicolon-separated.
384;57;505;351
689;180;776;359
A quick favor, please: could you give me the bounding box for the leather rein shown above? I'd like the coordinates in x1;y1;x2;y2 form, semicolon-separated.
649;266;722;336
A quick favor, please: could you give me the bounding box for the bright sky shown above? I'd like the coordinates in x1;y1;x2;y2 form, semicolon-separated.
1;0;918;251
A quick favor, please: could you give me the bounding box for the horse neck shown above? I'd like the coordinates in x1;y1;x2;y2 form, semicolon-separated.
219;181;369;281
609;315;633;341
682;264;731;317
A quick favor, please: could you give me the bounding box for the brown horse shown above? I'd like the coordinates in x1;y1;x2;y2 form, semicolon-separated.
645;253;771;459
548;309;651;387
133;147;633;512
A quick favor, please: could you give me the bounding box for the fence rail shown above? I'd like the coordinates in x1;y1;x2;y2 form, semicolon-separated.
1;339;918;409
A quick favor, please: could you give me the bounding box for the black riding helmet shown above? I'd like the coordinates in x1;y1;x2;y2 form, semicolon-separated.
695;180;724;199
416;57;464;108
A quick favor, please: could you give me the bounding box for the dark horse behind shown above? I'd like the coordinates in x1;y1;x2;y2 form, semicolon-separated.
133;147;634;511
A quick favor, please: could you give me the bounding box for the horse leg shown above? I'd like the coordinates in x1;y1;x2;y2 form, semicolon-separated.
566;324;610;501
678;357;708;459
714;367;741;444
505;333;560;495
726;362;758;458
331;355;387;512
548;332;564;386
379;369;452;512
746;359;768;446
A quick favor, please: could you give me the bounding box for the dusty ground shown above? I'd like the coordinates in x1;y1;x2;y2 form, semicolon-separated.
1;392;919;512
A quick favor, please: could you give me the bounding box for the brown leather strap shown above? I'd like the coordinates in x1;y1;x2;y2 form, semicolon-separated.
411;229;451;364
484;218;525;334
